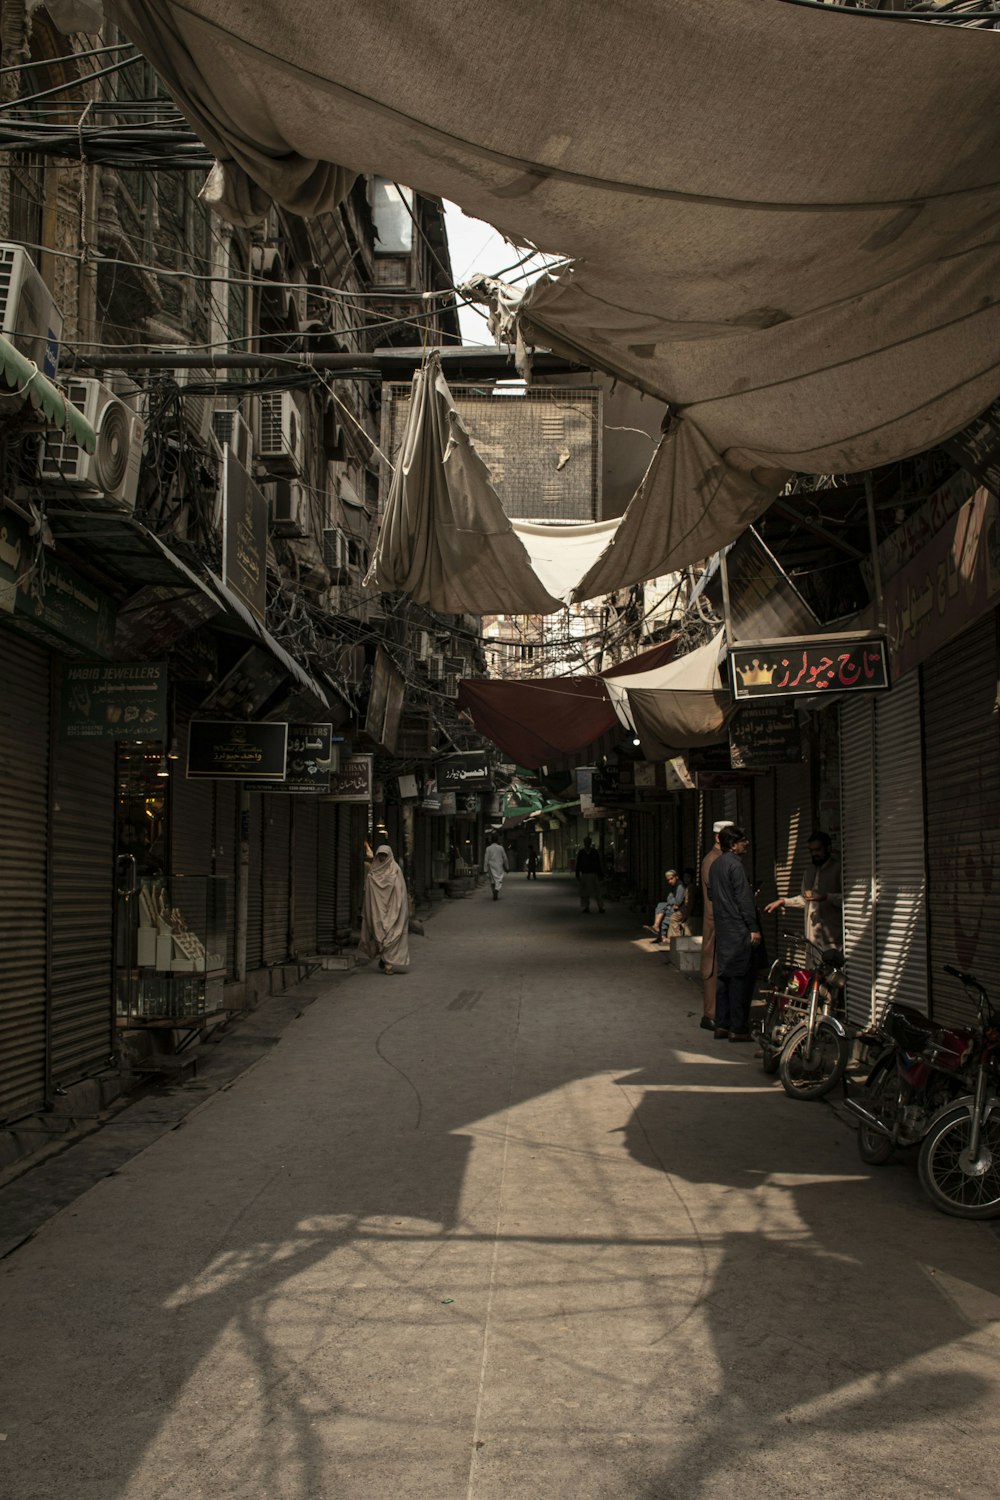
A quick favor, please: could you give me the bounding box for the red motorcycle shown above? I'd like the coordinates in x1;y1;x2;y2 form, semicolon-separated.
754;946;848;1100
845;965;1000;1219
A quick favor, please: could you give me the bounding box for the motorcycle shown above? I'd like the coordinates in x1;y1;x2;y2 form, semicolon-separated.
755;946;848;1099
844;965;1000;1219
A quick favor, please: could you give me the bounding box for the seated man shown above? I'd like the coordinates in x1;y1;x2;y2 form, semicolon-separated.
646;868;685;944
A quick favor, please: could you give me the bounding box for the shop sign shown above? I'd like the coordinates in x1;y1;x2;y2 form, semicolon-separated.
60;662;168;741
437;751;491;790
943;397;1000;497
458;793;480;815
326;752;373;802
222;449;268;625
253;723;334;794
729;702;803;769
364;646;405;751
728;635;889;699
883;488;1000;680
0;509;115;656
694;771;756;790
686;742;733;773
421;774;441;812
664;757;696;791
187;720;288;779
114;582;219;657
437;791;457;816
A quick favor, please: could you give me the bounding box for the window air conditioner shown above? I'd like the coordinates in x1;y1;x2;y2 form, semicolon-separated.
39;377;144;512
322;526;350;583
270;477;307;537
211;406;254;470
257;390;304;475
0;242;63;378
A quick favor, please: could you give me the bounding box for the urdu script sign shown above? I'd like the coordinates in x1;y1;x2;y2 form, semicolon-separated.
728;635;890;700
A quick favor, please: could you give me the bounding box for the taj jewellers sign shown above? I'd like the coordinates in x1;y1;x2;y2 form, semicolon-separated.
728;634;890;700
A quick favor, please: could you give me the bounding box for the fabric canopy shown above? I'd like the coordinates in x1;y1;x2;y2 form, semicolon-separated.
457;676;619;769
367;355;772;610
0;334;97;452
107;0;1000;499
603;629;732;758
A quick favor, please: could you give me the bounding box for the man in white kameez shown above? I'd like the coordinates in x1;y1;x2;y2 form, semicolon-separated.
484;837;509;901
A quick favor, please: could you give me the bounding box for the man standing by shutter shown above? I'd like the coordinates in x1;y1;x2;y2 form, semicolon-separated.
699;820;732;1031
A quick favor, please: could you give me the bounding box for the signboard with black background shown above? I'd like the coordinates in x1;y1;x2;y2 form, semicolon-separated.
61;662;168;741
187;720;288;779
327;753;373;803
728;635;890;700
729;702;803;769
437;751;491;791
222;449;269;625
253;723;334;794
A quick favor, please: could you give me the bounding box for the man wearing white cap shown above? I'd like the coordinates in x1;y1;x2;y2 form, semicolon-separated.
699;820;733;1031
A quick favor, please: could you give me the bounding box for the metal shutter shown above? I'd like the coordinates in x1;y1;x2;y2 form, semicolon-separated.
213;782;239;977
752;770;779;957
292;799;319;955
262;794;291;963
318;803;337;951
841;698;876;1029
923;613;1000;1026
49;737;115;1088
246;794;264;970
0;634;50;1122
771;757;812;963
335;803;352;933
873;672;928;1015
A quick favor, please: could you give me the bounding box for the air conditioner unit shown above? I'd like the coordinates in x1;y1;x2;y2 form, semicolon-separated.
270;477;307;537
39;377;144;512
444;673;460;698
414;629;432;662
0;242;63;378
322;526;350;583
426;652;445;682
257;391;304;475
211;406;254;470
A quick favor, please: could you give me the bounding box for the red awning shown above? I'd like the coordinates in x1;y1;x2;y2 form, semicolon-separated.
457;677;618;770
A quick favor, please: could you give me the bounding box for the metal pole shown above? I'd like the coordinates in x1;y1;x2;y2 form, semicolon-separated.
864;473;886;629
718;550;735;648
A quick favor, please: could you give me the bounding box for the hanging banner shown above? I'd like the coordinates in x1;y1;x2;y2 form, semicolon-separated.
728;634;890;699
222;449;268;624
729;702;803;769
326;752;373;802
253;723;334;793
187;720;288;779
60;662;168;741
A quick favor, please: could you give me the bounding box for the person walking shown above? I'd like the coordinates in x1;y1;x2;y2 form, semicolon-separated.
699;820;732;1030
359;844;409;975
525;846;540;880
764;830;842;950
707;825;761;1042
575;836;604;913
484;836;509;900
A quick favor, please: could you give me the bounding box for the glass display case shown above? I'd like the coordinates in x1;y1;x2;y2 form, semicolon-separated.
117;875;227;1022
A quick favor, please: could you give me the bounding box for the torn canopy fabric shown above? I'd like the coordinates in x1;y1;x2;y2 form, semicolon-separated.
366;356;773;611
603;630;732;758
107;0;1000;482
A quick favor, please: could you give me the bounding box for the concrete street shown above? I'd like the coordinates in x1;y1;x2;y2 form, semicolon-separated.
2;875;1000;1500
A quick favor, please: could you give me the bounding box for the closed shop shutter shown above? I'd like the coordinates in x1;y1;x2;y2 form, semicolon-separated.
246;794;264;970
171;714;214;876
49;737;115;1089
841;698;876;1029
262;795;291;963
753;771;778;956
335;804;352;933
873;672;928;1014
923;612;1000;1026
0;635;50;1122
213;782;239;977
318;803;337;951
772;757;812;962
292;799;319;955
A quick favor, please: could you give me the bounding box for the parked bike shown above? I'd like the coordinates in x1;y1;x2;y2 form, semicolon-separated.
762;946;848;1100
845;965;1000;1219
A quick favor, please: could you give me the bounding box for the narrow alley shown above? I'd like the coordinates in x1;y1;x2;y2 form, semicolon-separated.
2;877;1000;1500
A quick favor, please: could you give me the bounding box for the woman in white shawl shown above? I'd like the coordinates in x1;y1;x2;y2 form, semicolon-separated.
360;844;409;974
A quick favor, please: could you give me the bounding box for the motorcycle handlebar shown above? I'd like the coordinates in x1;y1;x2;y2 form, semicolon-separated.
944;963;986;995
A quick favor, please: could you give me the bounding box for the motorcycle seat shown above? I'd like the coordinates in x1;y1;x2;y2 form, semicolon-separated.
885;1004;936;1054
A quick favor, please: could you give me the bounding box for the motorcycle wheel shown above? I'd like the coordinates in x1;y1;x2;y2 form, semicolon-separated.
757;998;782;1075
856;1057;896;1166
778;1020;849;1102
917;1104;1000;1219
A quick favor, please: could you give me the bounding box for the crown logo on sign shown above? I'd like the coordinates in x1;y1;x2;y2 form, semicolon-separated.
736;659;775;687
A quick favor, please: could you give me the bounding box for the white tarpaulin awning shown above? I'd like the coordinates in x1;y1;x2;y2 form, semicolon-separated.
105;0;1000;490
366;356;774;610
603;628;732;756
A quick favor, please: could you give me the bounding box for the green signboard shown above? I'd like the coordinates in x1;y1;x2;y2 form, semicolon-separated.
61;662;168;741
